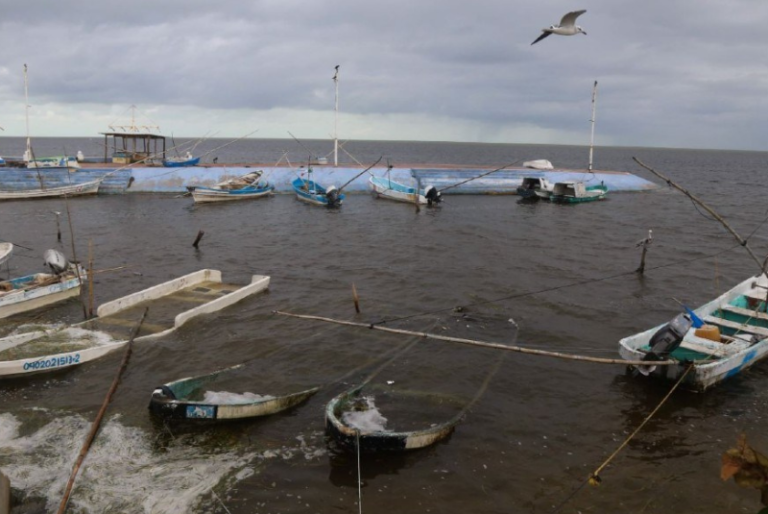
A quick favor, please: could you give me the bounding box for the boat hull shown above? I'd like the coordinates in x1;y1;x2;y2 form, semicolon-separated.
191;186;274;203
292;177;344;207
0;272;83;320
369;177;427;204
619;274;768;391
0;179;101;200
163;157;201;167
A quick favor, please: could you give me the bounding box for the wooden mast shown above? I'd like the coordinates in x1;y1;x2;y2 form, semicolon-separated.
23;64;32;163
333;65;340;167
588;80;598;172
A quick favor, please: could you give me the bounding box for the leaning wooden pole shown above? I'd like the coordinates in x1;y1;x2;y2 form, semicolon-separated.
87;239;94;318
633;157;765;273
273;310;677;366
439;160;519;194
56;308;148;514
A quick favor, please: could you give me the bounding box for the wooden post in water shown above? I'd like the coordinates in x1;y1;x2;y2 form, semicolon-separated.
192;230;204;248
352;283;361;314
635;229;653;274
0;469;10;514
54;211;61;242
87;239;95;318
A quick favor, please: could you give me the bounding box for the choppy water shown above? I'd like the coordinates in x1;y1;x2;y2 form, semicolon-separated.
2;139;768;513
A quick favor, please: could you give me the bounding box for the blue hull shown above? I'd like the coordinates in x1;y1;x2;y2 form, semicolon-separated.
292;177;344;207
163;157;200;168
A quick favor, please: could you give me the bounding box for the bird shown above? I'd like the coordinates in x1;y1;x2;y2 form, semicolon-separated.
635;229;653;247
531;10;587;45
333;65;339;81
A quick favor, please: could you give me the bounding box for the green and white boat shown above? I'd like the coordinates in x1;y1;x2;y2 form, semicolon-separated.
549;181;608;204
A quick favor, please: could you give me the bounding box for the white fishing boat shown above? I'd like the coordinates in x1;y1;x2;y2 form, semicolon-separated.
549;181;607;203
369;175;441;205
619;273;768;391
0;243;12;267
517;177;554;200
522;159;554;170
187;171;274;203
0;249;85;320
0;270;270;378
0;178;102;200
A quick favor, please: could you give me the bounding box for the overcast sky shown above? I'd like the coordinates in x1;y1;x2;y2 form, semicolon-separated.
1;0;767;150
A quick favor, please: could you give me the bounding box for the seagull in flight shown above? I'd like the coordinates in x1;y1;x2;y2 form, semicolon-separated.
531;10;587;45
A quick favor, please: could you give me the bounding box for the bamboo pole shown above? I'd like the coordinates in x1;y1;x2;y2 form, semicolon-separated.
56;308;148;514
87;240;94;318
273;310;678;366
633;157;765;273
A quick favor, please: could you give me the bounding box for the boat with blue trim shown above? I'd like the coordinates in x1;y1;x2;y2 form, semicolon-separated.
619;273;768;390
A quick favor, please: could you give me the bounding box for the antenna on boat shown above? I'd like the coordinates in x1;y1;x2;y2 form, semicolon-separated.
333;65;340;167
588;80;598;172
23;64;31;163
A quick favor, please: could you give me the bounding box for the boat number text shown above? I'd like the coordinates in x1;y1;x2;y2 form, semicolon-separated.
23;354;81;371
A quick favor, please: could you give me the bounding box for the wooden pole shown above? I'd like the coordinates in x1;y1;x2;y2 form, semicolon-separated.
637;245;648;274
62;196;88;320
87;239;94;318
273;310;678;366
54;211;62;242
192;230;204;248
56;308;148;514
439;160;520;194
352;283;360;314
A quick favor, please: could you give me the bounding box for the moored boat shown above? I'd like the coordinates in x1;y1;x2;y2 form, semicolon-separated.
0;270;270;378
369;176;441;205
549;181;607;203
149;364;319;421
292;170;344;207
0;249;85;320
187;171;274;203
619;273;768;391
325;384;465;452
0;243;12;267
0;178;102;201
517;177;554;200
163;152;200;168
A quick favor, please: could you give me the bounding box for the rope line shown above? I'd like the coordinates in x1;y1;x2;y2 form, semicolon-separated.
371;244;742;326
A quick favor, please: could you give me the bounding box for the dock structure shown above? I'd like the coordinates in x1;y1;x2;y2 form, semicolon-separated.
101;132;166;164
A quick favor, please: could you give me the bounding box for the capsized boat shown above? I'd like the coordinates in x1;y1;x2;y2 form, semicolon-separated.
0;270;270;378
619;273;768;391
549;181;607;203
149;364;319;421
292;169;344;207
0;249;85;320
369;176;441;205
516;177;554;200
522;159;554;170
187;171;274;203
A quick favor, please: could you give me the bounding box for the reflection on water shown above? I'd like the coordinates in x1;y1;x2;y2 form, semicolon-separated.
1;141;768;512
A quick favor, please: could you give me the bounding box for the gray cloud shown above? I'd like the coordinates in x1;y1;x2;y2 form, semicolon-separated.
1;0;767;149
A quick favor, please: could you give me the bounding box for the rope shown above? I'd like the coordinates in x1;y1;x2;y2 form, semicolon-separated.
273;311;679;367
549;363;694;513
369;244;742;327
356;430;363;514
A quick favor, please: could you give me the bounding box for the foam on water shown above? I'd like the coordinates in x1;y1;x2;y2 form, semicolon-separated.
203;390;275;404
341;396;388;432
0;411;327;513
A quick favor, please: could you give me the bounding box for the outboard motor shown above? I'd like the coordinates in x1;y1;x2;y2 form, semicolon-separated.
325;185;341;207
424;185;442;206
637;312;693;375
43;249;70;275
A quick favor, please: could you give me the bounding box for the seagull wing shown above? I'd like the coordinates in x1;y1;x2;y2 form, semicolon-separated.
559;9;586;27
530;31;552;45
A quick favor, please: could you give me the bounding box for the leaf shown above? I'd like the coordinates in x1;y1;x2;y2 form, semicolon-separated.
722;454;743;481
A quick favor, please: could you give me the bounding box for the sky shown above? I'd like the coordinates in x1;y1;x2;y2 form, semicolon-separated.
1;0;767;150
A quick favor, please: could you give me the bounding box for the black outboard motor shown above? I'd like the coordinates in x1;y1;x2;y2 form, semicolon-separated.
325;185;341;207
638;312;693;375
424;185;441;206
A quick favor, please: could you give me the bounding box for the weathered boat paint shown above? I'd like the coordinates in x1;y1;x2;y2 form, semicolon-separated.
369;176;428;204
325;386;462;452
0;272;83;319
0;168;131;195
619;274;768;391
148;364;319;421
0;271;270;378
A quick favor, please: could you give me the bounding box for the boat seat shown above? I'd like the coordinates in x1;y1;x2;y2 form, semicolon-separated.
720;304;768;321
702;315;768;338
680;332;750;358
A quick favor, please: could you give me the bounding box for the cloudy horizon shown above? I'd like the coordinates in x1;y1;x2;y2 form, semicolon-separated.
1;0;767;151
